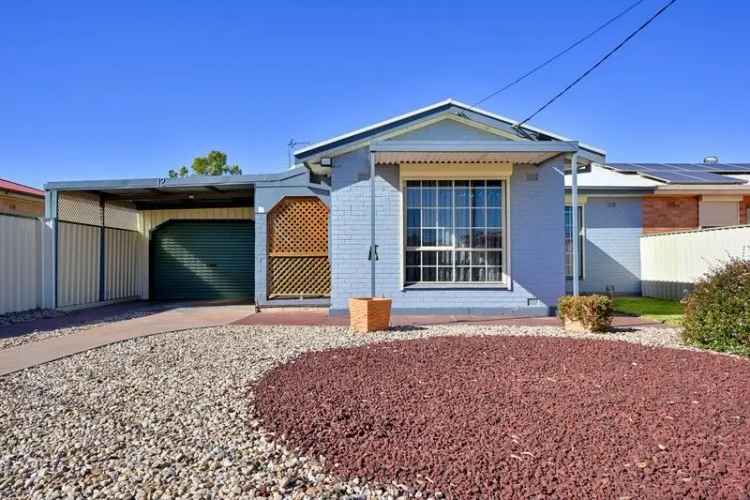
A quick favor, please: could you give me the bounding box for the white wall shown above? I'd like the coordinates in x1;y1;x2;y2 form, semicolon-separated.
0;215;42;314
641;225;750;299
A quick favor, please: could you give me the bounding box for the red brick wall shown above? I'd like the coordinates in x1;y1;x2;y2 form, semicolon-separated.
642;196;699;234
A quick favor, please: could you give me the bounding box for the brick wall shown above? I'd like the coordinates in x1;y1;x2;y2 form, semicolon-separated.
329;147;565;315
0;193;44;217
567;197;643;295
642;195;699;234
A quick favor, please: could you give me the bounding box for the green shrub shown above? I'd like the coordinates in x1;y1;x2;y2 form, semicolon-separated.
558;295;613;333
682;258;750;355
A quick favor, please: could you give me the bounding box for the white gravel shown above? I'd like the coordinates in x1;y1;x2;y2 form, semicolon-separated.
0;323;687;499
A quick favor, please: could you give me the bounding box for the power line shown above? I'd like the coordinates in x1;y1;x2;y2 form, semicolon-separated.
474;0;646;107
515;0;678;129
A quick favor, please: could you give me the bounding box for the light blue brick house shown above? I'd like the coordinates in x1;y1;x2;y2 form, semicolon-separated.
42;99;750;314
295;99;606;315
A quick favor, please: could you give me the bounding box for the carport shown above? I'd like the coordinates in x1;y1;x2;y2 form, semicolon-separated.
42;167;330;310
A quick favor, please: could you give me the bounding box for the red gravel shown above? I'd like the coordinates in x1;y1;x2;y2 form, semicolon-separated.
253;336;750;498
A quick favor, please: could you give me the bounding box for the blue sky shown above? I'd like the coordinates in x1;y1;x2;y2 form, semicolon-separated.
3;0;748;189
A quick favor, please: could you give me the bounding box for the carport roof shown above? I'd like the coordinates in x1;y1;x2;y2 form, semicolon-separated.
44;168;309;192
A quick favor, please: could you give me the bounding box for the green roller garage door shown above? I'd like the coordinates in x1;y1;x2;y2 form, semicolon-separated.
150;220;254;301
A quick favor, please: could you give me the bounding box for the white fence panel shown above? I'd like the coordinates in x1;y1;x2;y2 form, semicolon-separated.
57;221;101;308
0;215;41;314
104;228;141;301
641;225;750;299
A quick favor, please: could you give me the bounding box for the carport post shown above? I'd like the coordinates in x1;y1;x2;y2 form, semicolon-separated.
369;150;376;297
571;152;580;297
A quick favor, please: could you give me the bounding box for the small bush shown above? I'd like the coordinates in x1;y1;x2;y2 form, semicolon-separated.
558;295;613;333
682;258;750;355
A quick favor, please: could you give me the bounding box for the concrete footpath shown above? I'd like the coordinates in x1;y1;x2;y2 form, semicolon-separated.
0;304;252;376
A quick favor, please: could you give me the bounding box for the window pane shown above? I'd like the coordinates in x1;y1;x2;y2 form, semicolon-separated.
455;228;470;248
407;186;420;208
438;185;452;207
407;228;420;247
422;229;436;246
422;251;437;266
472;267;486;282
422;208;436;227
487;229;502;248
422;181;437;206
403;179;506;285
438;208;451;227
455;250;470;266
438;268;453;282
471;251;486;265
422;267;436;282
456;267;471;281
487;267;502;281
488;251;502;266
471;181;486;207
438;251;453;265
455;184;469;207
455;208;470;227
471;208;485;227
487;186;502;207
472;228;486;248
437;228;452;246
406;251;420;266
487;208;501;228
407;209;421;228
406;267;420;283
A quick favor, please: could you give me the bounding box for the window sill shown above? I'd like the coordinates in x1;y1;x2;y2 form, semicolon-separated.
402;282;509;291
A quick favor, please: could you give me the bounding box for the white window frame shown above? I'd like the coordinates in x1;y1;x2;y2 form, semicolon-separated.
399;173;511;288
564;204;585;280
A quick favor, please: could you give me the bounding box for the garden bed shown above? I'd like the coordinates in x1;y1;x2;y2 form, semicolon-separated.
255;335;750;498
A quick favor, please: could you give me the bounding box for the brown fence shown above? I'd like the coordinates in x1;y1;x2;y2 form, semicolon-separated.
267;197;330;298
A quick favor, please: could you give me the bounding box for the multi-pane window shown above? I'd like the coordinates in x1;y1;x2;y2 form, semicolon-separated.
405;180;504;284
565;206;584;279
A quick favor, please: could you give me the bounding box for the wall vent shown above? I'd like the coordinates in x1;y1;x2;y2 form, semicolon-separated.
526;173;539;182
607;201;617;208
527;297;541;306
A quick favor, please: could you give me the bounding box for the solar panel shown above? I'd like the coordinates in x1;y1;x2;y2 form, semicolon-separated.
641;170;743;184
605;162;750;184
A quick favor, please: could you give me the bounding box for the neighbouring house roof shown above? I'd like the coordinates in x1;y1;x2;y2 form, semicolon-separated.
565;163;750;194
605;163;750;185
294;98;606;162
0;178;45;198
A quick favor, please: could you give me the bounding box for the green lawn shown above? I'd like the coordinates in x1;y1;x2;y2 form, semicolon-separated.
613;296;685;326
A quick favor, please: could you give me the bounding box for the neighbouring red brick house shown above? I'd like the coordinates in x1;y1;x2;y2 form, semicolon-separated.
0;178;44;217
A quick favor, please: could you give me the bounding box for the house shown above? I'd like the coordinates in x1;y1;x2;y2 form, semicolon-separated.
563;162;750;296
42;99;602;316
0;178;44;217
43;98;748;315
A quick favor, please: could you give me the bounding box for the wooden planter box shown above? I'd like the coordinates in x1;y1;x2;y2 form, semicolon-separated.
349;298;392;333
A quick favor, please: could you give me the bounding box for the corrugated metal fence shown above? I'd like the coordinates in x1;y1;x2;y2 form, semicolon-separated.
0;214;42;314
641;225;750;300
56;193;142;309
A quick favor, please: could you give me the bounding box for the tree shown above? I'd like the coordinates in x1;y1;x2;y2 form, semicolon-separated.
168;150;242;178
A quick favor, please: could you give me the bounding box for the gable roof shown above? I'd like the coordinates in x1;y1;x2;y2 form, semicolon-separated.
0;178;44;198
294;98;605;160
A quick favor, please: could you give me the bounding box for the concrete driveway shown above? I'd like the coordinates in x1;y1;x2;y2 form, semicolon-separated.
0;302;253;376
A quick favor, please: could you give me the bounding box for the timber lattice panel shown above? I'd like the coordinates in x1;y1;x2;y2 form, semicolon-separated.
58;192;102;226
268;197;330;298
